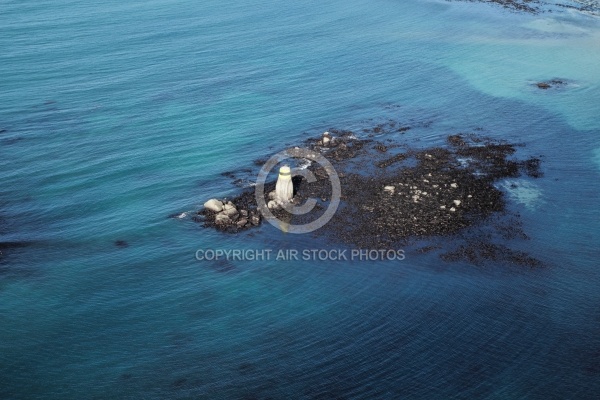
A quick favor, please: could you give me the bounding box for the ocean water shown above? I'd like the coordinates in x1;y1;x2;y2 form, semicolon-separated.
1;0;600;398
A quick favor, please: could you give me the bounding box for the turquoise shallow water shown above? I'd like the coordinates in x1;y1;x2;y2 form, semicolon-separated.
1;0;600;398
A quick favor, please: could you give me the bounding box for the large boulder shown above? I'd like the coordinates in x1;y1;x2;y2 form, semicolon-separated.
223;203;238;217
204;199;224;212
215;214;231;225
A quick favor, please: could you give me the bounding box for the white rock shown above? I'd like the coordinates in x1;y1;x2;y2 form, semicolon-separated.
453;200;461;206
267;200;280;210
450;207;456;212
204;199;224;212
215;214;230;224
384;186;395;194
450;183;458;188
467;194;472;198
223;208;238;217
440;205;446;210
432;184;439;188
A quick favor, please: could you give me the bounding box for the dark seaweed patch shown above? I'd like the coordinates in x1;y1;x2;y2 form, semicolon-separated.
440;242;542;267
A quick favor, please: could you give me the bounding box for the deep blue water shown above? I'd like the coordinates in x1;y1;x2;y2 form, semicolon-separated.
1;0;600;398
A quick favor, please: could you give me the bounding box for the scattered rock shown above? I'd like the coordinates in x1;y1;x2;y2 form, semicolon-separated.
375;144;388;153
448;134;467;147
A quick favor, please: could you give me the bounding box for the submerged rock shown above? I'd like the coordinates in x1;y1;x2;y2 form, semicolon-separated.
536;82;551;89
535;79;568;90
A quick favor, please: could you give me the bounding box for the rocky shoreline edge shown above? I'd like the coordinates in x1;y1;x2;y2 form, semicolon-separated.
449;0;600;14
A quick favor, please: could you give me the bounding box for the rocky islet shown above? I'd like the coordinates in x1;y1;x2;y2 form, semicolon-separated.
195;127;544;267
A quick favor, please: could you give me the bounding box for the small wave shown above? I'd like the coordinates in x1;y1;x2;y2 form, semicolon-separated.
457;157;473;167
296;159;312;170
498;180;543;210
169;212;188;219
